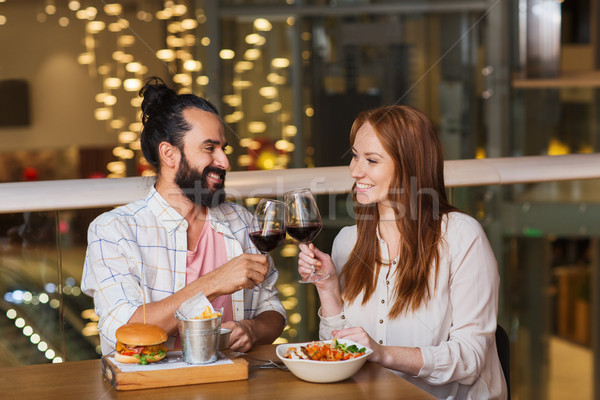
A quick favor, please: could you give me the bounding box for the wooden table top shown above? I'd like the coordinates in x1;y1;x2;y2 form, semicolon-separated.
0;345;435;399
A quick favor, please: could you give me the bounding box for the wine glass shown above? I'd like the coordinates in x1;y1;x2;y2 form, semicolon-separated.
284;188;329;283
249;199;286;255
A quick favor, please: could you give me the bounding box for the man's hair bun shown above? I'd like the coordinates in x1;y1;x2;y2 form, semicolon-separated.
139;77;177;125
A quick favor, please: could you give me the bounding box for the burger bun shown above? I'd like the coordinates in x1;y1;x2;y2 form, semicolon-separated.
116;323;168;346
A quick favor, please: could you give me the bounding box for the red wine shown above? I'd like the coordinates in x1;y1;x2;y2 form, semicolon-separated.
249;230;286;253
286;223;322;243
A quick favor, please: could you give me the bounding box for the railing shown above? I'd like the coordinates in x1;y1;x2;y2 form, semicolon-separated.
0;153;599;213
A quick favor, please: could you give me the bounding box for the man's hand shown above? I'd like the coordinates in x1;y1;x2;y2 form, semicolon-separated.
221;311;285;352
204;253;269;298
222;320;254;352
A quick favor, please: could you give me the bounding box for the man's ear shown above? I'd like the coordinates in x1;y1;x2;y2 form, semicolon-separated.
158;141;180;169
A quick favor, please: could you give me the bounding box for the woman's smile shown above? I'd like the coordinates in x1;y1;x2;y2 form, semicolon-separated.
355;182;374;192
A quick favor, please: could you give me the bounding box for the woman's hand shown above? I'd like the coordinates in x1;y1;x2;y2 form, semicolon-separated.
332;327;384;363
298;243;337;290
333;327;424;375
298;243;343;316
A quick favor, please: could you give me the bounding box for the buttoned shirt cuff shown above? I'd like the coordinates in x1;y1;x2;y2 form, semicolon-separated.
318;307;348;340
416;345;434;378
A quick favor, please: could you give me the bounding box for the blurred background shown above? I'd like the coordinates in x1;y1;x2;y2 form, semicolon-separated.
1;1;600;399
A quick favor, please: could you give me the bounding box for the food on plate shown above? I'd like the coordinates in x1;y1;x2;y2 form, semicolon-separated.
194;305;222;320
284;339;366;361
115;323;168;365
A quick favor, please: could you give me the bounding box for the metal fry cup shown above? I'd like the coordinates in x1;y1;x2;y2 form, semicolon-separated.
176;313;221;364
219;328;232;350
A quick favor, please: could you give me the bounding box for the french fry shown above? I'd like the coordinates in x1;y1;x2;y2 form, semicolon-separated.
193;305;222;320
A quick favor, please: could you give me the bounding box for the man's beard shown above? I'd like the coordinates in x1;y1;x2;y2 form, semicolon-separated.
174;153;226;208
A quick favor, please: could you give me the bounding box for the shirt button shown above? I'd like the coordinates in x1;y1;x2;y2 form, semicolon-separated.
386;280;390;285
341;315;345;320
379;340;383;344
392;261;396;265
381;299;385;304
379;319;383;324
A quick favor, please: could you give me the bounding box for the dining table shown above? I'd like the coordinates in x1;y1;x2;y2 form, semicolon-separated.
0;344;436;399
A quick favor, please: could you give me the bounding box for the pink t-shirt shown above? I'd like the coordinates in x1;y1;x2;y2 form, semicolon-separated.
186;221;233;323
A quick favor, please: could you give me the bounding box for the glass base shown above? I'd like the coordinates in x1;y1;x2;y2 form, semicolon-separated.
298;271;330;284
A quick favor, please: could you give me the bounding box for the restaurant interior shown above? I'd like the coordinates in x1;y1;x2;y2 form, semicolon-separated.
0;0;599;399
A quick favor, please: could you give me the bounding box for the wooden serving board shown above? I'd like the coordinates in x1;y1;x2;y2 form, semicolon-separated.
102;352;248;391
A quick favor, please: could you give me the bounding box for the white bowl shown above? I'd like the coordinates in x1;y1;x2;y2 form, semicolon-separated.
276;339;372;383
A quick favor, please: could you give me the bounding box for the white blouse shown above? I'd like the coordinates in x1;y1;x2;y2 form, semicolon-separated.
320;212;507;400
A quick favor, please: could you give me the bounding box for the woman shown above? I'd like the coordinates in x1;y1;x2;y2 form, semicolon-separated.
298;105;507;399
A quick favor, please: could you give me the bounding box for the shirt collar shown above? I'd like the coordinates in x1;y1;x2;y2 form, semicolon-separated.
145;187;187;232
376;223;385;243
146;186;231;234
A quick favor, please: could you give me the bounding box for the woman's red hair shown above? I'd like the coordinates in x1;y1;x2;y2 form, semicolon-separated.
340;105;459;318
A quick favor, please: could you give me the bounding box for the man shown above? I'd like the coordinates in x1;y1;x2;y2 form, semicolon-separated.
82;77;286;355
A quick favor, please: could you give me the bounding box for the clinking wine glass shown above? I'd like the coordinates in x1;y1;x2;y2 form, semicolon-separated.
284;188;329;283
249;199;286;256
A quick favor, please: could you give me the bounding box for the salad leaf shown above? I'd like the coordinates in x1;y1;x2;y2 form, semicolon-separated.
333;339;366;354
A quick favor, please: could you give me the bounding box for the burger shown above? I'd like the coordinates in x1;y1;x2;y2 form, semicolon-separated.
115;323;168;364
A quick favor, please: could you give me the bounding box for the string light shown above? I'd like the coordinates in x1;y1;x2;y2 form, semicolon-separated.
245;33;265;45
181;18;197;30
94;108;112;121
109;119;125;130
125;62;143;73
45;3;57;15
156;49;175;61
123;78;142;92
232;80;252;89
39;1;296;179
271;58;290;68
219;49;235;60
244;49;261;60
254;18;272;31
103;3;122;16
104;77;121;89
248;121;267;133
68;1;81;11
259;86;278;99
117;35;135;47
283;125;297;136
77;52;94;65
234;61;253;73
264;102;282;113
103;95;117;106
86;20;105;34
183;60;202;72
196;76;209;85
